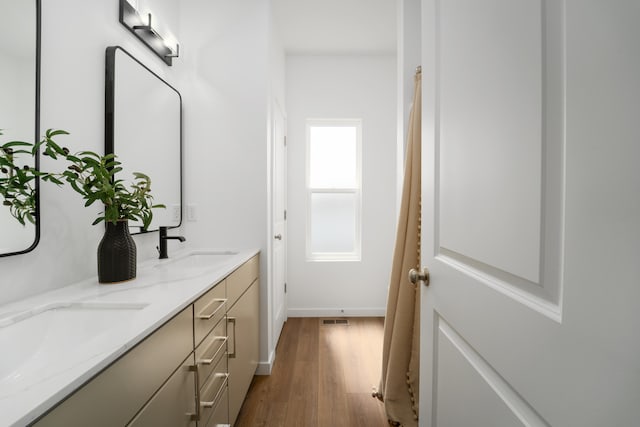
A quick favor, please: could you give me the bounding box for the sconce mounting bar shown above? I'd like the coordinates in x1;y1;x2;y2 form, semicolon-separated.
118;0;178;66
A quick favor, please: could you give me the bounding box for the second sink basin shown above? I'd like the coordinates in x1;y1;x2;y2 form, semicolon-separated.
153;250;238;280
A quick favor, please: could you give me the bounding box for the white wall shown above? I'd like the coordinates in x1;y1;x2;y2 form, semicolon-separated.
0;0;182;305
178;0;281;371
286;54;397;317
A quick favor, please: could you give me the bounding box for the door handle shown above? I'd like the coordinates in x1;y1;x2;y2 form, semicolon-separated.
409;267;430;286
274;234;282;240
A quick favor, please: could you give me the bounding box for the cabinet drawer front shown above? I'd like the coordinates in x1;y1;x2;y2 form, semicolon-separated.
34;307;193;427
199;357;228;426
194;280;226;346
227;255;259;308
195;319;227;385
204;387;229;427
127;354;196;427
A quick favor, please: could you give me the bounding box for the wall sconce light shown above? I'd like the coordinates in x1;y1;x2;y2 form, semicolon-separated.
119;0;179;66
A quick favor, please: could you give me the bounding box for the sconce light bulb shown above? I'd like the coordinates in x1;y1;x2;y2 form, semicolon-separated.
125;0;139;10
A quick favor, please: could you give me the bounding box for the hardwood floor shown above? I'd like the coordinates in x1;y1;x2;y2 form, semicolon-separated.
234;317;389;427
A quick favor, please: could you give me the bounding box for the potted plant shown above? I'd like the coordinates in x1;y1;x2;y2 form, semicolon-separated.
36;129;165;283
2;129;165;282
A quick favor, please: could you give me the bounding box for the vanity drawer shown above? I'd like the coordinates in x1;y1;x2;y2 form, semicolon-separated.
227;255;259;308
34;307;193;427
195;319;227;386
194;280;227;346
127;353;196;427
198;357;228;426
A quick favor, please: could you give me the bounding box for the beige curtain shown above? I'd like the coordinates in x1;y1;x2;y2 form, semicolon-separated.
376;69;422;426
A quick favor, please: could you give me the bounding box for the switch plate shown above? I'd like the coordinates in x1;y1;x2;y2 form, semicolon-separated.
187;204;198;221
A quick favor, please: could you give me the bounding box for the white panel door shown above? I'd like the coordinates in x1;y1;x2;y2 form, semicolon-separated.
271;101;287;348
420;1;640;426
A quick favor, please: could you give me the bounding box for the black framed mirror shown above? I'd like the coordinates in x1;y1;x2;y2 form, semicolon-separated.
105;46;182;234
0;0;41;257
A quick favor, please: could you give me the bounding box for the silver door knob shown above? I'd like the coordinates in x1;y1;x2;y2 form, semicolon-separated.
409;267;430;286
274;234;282;240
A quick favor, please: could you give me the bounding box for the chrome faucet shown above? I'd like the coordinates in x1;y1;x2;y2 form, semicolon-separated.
158;226;186;259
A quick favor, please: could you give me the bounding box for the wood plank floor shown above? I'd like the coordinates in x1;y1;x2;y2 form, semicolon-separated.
235;317;389;427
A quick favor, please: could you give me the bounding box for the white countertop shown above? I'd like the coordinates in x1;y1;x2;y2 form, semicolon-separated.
0;248;259;427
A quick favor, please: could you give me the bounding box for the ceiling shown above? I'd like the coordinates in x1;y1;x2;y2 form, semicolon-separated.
271;0;397;54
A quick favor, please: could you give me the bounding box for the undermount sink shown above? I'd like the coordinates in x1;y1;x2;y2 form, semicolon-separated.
153;251;239;279
0;301;148;394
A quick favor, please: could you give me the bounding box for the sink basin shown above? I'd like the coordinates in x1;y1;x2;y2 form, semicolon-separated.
152;251;238;280
0;301;148;394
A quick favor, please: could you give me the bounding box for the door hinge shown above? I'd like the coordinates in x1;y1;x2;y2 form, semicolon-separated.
284;136;287;146
284;283;287;293
284;209;287;220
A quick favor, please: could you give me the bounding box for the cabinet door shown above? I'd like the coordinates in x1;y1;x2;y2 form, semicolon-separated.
227;279;259;425
127;354;196;427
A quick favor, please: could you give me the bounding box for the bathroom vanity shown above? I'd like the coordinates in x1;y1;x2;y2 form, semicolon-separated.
0;249;260;427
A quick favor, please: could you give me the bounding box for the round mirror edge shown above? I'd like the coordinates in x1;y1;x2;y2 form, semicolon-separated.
0;0;42;258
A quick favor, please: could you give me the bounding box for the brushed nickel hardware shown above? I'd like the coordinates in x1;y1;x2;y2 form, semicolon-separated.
409;267;430;286
197;298;227;320
189;364;201;421
200;373;229;409
119;0;180;66
197;337;228;365
274;234;282;240
228;317;237;358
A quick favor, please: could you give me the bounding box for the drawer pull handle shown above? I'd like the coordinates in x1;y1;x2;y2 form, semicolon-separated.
227;317;237;358
201;373;229;409
189;365;201;422
197;336;228;365
197;298;227;320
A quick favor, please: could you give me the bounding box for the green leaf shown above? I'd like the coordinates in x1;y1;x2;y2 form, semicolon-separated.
46;129;70;138
2;141;32;148
45;138;66;155
92;217;105;226
109;167;123;176
47;176;64;185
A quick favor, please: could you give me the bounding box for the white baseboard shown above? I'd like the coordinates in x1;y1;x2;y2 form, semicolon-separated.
287;307;386;317
255;348;276;375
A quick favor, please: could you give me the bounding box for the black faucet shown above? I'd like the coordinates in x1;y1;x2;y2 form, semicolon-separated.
158;226;186;259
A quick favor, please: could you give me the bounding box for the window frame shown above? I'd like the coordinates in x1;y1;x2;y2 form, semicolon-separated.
305;118;362;262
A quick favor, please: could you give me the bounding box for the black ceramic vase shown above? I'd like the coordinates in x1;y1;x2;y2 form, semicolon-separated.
97;220;136;283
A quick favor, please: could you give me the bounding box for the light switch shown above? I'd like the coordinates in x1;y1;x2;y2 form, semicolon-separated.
187;204;198;221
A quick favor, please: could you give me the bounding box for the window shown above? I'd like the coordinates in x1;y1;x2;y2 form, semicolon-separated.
306;119;362;261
